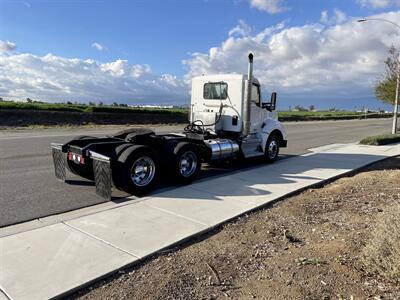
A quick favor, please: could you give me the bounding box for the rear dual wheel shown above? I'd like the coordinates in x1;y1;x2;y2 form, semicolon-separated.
166;142;202;184
114;145;160;196
114;142;202;196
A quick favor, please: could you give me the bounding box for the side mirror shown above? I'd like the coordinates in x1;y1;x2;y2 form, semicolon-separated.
262;92;277;111
270;92;277;109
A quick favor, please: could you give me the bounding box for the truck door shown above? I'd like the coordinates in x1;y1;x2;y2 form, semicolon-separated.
250;83;266;132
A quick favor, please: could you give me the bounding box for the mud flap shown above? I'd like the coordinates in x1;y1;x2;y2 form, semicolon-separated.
51;143;66;181
90;151;112;200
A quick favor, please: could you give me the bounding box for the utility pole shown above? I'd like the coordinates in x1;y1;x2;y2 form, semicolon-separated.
393;59;399;133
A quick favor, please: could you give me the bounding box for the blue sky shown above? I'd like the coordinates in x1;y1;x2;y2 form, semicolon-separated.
1;0;400;110
0;0;381;75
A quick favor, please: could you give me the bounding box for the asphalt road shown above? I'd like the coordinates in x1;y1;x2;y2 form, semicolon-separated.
0;118;393;227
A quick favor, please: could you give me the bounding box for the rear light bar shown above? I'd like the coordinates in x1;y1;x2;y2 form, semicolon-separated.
68;152;85;164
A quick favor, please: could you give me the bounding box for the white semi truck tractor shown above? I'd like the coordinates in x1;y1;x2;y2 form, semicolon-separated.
51;53;288;199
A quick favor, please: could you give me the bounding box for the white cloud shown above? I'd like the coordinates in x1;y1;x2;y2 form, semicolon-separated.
320;10;329;23
91;42;107;51
249;0;288;14
229;20;252;37
0;54;186;104
100;59;128;76
160;74;180;87
183;12;400;108
320;9;347;25
0;40;17;52
131;64;152;78
3;11;400;109
358;0;400;8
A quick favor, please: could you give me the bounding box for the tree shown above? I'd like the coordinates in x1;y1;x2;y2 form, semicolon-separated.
294;105;307;111
309;105;315;111
112;102;119;107
375;45;399;105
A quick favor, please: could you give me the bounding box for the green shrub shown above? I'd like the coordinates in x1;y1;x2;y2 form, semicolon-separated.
360;133;400;145
278;111;391;121
0;101;188;115
0;101;87;112
0;101;392;121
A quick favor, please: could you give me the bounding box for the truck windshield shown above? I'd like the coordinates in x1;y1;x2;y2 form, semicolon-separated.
203;82;228;100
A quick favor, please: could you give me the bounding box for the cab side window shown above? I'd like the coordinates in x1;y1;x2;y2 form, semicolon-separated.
251;83;260;107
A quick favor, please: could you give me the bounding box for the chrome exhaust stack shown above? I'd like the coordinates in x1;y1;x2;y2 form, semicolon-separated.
243;52;253;137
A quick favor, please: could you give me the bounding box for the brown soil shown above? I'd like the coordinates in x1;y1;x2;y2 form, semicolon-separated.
70;157;400;300
0;109;187;127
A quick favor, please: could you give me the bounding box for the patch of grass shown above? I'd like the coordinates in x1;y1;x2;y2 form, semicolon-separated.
278;111;392;122
0;101;88;112
359;133;400;145
88;106;187;115
362;204;400;283
0;101;188;115
0;101;393;121
279;111;363;117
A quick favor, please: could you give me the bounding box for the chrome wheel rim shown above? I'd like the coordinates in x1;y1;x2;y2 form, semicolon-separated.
131;156;156;186
179;151;197;177
268;140;278;159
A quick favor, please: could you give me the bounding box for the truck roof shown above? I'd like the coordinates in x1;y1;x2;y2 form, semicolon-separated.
192;73;260;85
192;74;246;82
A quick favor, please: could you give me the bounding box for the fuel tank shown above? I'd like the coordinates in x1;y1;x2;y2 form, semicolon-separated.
204;139;240;161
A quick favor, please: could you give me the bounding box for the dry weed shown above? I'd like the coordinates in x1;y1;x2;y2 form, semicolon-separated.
362;203;400;282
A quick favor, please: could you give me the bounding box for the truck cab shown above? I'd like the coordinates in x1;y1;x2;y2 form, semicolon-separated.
190;71;287;156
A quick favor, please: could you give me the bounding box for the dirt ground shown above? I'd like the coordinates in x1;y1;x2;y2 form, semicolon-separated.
0;109;187;127
70;157;400;300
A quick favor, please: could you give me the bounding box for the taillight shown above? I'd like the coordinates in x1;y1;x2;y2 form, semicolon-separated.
67;152;85;164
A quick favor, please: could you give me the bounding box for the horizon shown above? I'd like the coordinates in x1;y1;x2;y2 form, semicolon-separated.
1;0;400;111
1;97;392;112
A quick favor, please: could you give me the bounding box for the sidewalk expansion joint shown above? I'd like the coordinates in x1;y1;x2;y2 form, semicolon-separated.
0;286;12;300
62;221;141;259
141;201;209;227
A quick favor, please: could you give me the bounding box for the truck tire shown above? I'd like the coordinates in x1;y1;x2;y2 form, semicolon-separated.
110;143;134;190
66;136;95;180
265;134;280;163
115;145;160;196
166;142;202;184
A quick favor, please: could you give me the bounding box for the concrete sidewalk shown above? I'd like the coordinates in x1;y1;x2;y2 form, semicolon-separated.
1;143;399;300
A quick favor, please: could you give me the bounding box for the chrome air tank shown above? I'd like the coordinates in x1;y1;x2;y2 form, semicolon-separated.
204;139;240;161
